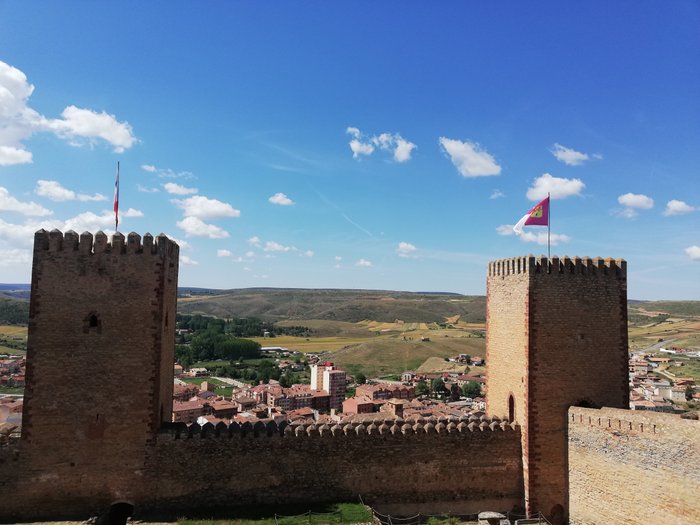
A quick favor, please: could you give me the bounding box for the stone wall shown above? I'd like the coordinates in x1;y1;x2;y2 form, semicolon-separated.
569;407;700;525
151;419;524;518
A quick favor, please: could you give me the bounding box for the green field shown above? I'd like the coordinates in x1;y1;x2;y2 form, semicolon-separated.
180;377;234;396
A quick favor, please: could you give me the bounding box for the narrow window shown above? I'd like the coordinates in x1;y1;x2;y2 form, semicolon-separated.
508;394;515;423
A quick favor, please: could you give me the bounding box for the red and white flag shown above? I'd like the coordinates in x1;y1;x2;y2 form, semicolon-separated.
513;195;549;234
113;162;120;231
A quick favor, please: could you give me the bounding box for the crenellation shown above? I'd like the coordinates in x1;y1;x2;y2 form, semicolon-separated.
112;232;125;253
127;232;141;254
64;230;79;250
94;231;108;252
490;255;627;277
79;231;93;253
48;229;63;251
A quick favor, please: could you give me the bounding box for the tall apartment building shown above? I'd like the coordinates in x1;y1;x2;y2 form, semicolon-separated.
310;361;346;412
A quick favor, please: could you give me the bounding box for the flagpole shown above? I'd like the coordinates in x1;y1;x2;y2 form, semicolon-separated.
547;192;551;259
114;161;120;233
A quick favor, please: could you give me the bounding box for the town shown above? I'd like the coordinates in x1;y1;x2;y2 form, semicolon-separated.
2;319;699;437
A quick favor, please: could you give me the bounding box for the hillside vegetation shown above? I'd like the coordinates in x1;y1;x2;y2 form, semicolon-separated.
178;288;486;323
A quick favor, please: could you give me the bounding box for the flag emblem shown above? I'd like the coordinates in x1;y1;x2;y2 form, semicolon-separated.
513;196;549;234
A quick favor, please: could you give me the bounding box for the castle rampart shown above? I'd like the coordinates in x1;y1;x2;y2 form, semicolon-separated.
7;240;699;524
151;417;524;518
568;407;700;524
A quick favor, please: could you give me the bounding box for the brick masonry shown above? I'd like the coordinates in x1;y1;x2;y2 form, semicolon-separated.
568;407;700;524
486;256;629;524
2;243;698;523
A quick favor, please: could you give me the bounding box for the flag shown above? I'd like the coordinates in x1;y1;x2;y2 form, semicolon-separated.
113;162;120;231
513;195;549;234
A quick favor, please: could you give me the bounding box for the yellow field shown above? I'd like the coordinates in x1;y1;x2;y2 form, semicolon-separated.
416;356;469;374
628;318;700;350
250;335;369;353
0;325;27;337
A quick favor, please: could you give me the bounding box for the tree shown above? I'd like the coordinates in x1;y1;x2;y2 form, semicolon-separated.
415;380;430;397
449;383;460;402
686;385;695;402
431;378;447;398
355;372;367;385
462;381;481;399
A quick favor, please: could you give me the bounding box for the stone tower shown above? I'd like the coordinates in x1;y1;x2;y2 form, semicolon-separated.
18;229;178;517
485;256;628;524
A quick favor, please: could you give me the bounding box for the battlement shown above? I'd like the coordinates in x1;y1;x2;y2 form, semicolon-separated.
33;229;179;258
488;255;626;278
569;406;698;437
159;415;519;441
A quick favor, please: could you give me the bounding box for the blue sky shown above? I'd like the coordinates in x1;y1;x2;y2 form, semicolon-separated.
0;2;698;299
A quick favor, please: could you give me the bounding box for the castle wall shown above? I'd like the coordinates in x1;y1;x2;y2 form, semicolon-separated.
151;419;524;518
568;407;700;525
8;230;178;520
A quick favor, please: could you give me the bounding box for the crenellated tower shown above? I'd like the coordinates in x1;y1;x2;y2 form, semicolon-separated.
485;255;628;524
19;229;178;516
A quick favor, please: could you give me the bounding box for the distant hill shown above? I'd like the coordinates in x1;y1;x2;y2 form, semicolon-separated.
0;296;29;325
2;283;699;326
629;301;700;318
177;288;487;323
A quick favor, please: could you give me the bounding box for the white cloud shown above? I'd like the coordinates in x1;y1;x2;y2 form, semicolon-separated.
173;195;240;219
497;223;569;245
527;173;585;201
0;248;31;266
164;234;191;251
686;246;700;261
248;236;261;247
176;216;229;239
269;192;294;206
372;132;416;162
335;255;342;261
439;137;501;177
618;193;654;209
123;208;143;218
615;207;639;219
0;146;32;166
301;250;314;257
0;61;137;164
518;231;571;246
551;144;591;166
356;258;373;267
663;199;696;216
496;224;515;236
0;186;52;216
163;182;198;195
217;249;233;257
0;218;60;246
264;240;292;252
490;190;505;199
349;139;374;158
62;208;142;232
180;255;199;266
393;137;416;162
347;127;416;162
35;180;106;202
140;164;194;179
137;184;159;193
46;106;136;153
397;241;417;258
